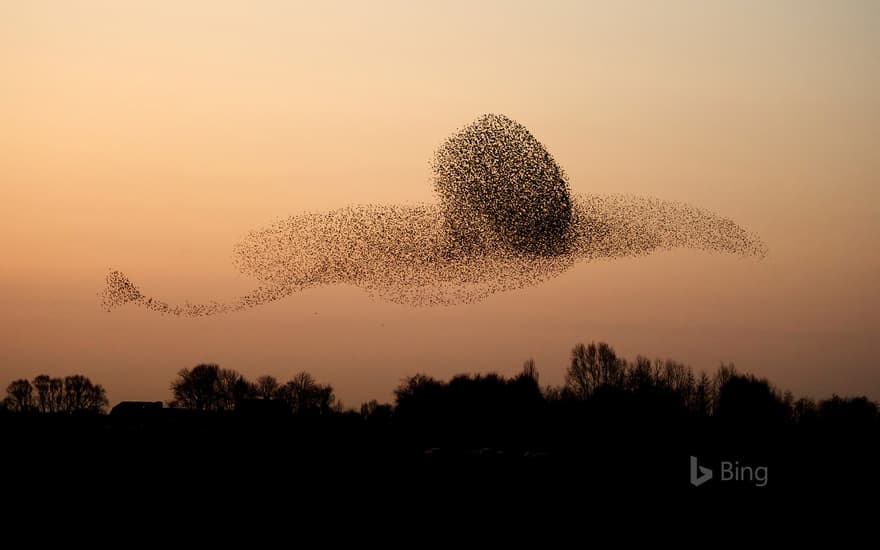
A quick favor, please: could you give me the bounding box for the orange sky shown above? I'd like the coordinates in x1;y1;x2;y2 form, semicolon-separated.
2;1;878;406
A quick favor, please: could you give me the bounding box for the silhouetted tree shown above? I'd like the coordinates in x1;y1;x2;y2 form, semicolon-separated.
61;375;108;413
628;356;654;392
521;359;538;384
712;362;737;407
3;375;106;414
49;377;64;412
361;400;393;424
791;397;818;425
512;361;543;407
565;341;625;399
276;372;335;415
170;364;223;411
692;372;713;416
4;379;33;413
597;342;624;387
509;362;547;434
256;375;280;400
542;385;563;401
395;374;442;406
566;343;598;399
655;359;692;395
819;395;879;429
394;374;444;436
216;368;256;410
715;372;786;427
235;377;259;404
33;374;53;413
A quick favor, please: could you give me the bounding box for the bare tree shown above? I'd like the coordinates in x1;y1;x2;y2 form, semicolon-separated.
277;372;335;415
256;375;280;400
4;379;34;413
62;375;108;413
692;372;714;416
216;368;253;410
565;342;597;399
655;360;686;391
597;342;623;387
8;375;103;414
170;364;222;411
33;375;52;413
628;356;653;391
566;341;624;398
168;365;264;410
63;375;87;412
49;377;64;413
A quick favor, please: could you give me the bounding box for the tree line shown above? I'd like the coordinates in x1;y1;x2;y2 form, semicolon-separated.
167;364;335;415
2;340;877;430
2;374;108;414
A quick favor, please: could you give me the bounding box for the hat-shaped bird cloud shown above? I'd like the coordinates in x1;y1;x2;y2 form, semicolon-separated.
101;114;765;316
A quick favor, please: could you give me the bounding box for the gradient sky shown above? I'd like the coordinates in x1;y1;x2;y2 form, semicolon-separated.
2;1;878;406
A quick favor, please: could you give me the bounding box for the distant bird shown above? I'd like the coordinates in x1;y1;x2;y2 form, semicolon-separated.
101;114;765;316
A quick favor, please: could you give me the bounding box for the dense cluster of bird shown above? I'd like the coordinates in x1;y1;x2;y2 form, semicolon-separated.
433;113;574;257
101;114;765;315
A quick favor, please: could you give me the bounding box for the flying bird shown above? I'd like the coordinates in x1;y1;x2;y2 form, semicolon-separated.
101;114;765;316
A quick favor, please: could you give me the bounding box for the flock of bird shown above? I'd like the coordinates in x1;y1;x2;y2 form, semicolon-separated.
101;114;765;316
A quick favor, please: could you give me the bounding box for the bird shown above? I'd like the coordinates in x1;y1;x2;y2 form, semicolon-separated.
101;114;765;316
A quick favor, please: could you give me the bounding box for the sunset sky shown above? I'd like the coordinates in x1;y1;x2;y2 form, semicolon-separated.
2;1;878;406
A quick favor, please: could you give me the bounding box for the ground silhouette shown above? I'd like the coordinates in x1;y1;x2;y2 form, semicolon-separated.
2;341;878;496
